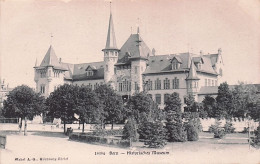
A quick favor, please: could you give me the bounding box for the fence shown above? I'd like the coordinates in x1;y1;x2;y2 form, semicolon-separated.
0;118;19;123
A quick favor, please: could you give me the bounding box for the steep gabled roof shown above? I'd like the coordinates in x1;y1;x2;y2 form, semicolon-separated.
118;34;152;64
186;61;199;80
104;13;117;50
40;45;61;67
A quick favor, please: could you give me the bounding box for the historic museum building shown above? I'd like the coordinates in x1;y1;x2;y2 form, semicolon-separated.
34;10;224;109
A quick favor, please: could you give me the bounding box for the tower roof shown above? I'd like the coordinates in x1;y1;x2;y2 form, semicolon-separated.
40;45;61;67
104;13;117;50
186;60;199;80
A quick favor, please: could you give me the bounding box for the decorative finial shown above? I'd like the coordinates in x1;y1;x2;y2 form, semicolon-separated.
50;33;53;45
137;18;140;34
110;1;112;15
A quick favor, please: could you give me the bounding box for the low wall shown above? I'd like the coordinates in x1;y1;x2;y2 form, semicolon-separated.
200;118;259;132
69;133;130;148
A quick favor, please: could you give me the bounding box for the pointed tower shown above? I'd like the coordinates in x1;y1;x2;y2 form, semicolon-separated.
102;2;119;83
34;45;67;98
186;60;200;99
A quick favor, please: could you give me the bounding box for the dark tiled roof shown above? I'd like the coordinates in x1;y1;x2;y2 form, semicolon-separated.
198;86;218;95
204;54;218;66
118;34;152;64
40;46;62;68
186;61;199;80
72;61;104;81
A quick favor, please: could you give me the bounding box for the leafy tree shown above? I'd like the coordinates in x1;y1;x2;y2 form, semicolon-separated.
76;85;99;133
3;85;44;135
164;92;187;142
216;82;235;120
232;82;258;119
202;95;217;118
126;92;155;123
45;84;78;134
94;84;124;129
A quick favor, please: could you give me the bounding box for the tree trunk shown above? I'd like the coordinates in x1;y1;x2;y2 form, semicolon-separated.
19;117;22;134
82;121;85;133
111;120;114;130
63;121;66;134
24;116;28;136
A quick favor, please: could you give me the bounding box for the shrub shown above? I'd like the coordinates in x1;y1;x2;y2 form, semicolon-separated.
122;118;138;141
209;120;226;139
166;122;187;142
92;129;123;136
251;125;260;148
241;127;249;134
142;121;167;148
183;113;201;141
224;121;235;133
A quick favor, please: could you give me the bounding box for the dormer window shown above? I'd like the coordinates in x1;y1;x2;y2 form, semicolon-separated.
172;61;180;70
86;71;93;76
195;62;202;70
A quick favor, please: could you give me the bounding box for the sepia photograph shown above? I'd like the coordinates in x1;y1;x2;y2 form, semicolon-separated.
0;0;260;163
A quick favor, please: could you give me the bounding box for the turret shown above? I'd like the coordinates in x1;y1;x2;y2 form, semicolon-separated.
102;3;119;83
186;60;200;100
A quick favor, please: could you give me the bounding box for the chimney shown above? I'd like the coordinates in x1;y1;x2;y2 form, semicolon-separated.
59;58;62;63
152;48;156;56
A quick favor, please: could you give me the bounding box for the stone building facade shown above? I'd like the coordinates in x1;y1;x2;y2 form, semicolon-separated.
34;9;224;109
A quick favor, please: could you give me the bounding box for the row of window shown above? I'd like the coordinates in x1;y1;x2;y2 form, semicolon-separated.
205;79;217;86
40;71;61;78
147;77;180;90
119;80;131;92
148;93;170;105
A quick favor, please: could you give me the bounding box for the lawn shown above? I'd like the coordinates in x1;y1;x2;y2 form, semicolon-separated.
1;124;260;164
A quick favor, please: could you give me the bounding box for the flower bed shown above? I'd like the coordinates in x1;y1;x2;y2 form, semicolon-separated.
69;133;130;148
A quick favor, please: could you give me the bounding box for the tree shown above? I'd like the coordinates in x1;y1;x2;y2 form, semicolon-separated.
232;82;258;119
143;121;167;148
3;85;44;135
126;92;156;123
164;92;187;142
45;84;78;134
122;117;138;142
76;85;99;133
202;95;217;118
94;84;124;129
216;82;235;120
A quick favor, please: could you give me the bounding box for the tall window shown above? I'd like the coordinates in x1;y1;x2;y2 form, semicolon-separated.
155;94;161;104
40;72;46;78
40;85;45;94
172;77;179;89
106;65;108;71
135;66;138;74
205;79;207;86
119;83;123;92
164;78;170;89
88;83;92;90
164;94;170;104
155;78;161;90
94;83;99;90
135;82;139;91
212;80;214;86
208;79;211;86
147;79;153;90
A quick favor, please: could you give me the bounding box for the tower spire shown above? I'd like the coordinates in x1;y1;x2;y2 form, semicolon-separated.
104;2;117;50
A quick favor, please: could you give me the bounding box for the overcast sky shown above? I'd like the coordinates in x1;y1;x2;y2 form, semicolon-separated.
1;0;260;88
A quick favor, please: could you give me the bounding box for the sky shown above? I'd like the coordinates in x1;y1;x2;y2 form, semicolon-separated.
0;0;260;88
